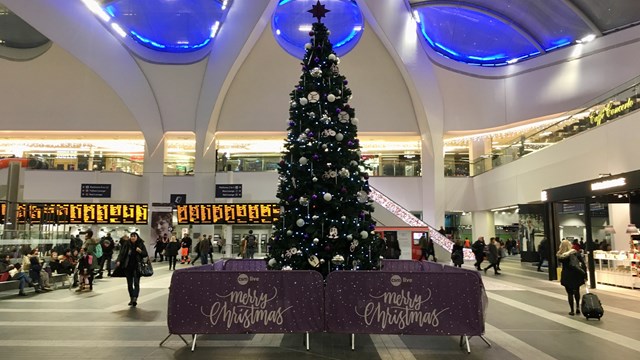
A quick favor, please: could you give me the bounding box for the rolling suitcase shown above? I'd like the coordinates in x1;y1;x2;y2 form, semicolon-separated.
581;287;604;320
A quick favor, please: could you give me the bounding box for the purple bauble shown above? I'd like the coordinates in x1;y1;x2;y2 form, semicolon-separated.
279;160;285;165
304;234;309;239
275;235;280;241
309;31;314;36
289;121;295;126
314;57;320;62
347;141;354;146
311;194;318;200
325;245;331;252
369;224;375;230
336;108;341;113
364;173;369;179
312;154;319;161
341;187;347;193
343;80;349;85
308;131;314;137
288;195;295;201
344;104;351;109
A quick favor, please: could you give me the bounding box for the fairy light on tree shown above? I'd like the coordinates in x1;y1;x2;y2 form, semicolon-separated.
267;1;381;276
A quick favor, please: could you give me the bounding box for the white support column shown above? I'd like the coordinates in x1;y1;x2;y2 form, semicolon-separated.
224;225;233;257
609;203;631;250
469;138;492;176
472;211;495;240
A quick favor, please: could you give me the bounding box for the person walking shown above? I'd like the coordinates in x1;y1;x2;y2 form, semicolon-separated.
537;237;549;272
472;237;486;271
97;233;115;278
198;235;211;265
451;239;464;268
417;234;428;261
483;238;501;275
557;239;587;316
165;234;180;270
244;230;257;259
115;232;148;307
180;233;192;264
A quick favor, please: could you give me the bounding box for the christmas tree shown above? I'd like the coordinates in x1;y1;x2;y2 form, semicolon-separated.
267;1;380;276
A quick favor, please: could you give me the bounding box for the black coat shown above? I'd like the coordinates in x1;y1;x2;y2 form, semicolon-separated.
559;250;587;289
115;239;148;277
165;241;180;257
451;244;464;265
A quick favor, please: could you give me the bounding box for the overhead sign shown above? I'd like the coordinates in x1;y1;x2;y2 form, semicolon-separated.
0;203;148;225
170;194;187;205
81;184;112;198
176;203;280;224
215;184;242;198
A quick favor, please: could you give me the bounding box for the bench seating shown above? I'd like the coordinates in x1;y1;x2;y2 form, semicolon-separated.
0;273;69;293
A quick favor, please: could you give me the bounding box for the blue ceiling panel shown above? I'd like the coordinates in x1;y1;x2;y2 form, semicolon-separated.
100;0;229;53
415;6;540;66
272;0;364;58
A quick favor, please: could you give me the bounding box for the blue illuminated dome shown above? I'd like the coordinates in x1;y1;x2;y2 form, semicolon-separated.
410;1;597;67
273;0;364;58
88;0;230;53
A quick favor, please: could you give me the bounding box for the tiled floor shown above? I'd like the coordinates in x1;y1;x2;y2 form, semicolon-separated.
1;255;639;359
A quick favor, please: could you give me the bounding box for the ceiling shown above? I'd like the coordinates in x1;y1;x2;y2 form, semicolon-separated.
409;0;640;66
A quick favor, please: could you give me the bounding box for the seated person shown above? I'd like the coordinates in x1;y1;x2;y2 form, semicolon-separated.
58;249;76;275
0;254;11;273
8;263;33;296
48;251;61;274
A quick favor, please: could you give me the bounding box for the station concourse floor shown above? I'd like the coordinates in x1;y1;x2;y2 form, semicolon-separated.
1;255;639;360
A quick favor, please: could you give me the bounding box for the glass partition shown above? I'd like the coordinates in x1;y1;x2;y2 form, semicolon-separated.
445;75;640;177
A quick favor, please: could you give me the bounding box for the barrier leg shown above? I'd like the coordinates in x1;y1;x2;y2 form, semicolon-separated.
351;334;355;351
464;335;470;354
191;334;198;352
480;335;492;347
459;335;464;348
159;334;172;346
306;332;310;351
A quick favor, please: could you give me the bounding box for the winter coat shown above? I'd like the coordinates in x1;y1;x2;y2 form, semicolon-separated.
116;239;148;277
487;242;499;264
165;241;180;257
199;238;211;254
451;244;464;266
558;249;587;289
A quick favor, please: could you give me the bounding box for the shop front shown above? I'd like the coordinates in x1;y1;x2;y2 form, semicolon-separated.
543;170;640;287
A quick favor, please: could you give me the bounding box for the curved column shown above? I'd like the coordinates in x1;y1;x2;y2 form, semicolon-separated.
3;0;164;149
358;0;445;227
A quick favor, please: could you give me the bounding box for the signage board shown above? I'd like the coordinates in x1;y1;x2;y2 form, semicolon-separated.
176;203;280;224
0;202;148;225
81;184;112;198
215;184;242;198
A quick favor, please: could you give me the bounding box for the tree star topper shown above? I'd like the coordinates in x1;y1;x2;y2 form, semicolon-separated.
308;0;330;22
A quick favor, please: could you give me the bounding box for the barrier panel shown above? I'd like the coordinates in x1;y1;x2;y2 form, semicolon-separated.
324;270;488;352
223;259;267;271
380;259;424;272
167;270;324;336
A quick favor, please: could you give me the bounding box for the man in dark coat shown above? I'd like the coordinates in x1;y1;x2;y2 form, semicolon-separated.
483;238;501;275
537;237;549;272
471;237;486;271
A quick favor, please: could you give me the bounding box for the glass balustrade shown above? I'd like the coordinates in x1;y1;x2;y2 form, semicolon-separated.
448;75;640;177
14;155;144;175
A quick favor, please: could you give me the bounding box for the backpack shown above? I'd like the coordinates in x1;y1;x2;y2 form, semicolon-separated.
94;242;103;258
246;235;256;249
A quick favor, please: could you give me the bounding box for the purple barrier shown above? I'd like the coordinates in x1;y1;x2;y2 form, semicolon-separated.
223;259;267;271
381;259;424;272
213;259;226;271
168;270;325;334
325;271;485;336
421;261;446;272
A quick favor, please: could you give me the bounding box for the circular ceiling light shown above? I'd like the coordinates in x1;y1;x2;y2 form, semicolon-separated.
272;0;364;58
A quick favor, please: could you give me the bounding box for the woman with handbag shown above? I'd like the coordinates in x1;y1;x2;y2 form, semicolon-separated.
115;232;148;307
557;239;587;316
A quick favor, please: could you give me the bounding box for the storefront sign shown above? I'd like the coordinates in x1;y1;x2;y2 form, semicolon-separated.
589;98;634;126
176;203;280;224
0;203;148;224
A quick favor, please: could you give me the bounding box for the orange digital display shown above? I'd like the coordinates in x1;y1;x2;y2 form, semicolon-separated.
176;204;281;224
0;202;148;225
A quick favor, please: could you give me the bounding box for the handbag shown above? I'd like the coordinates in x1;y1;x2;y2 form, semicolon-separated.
138;257;154;277
94;243;103;258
